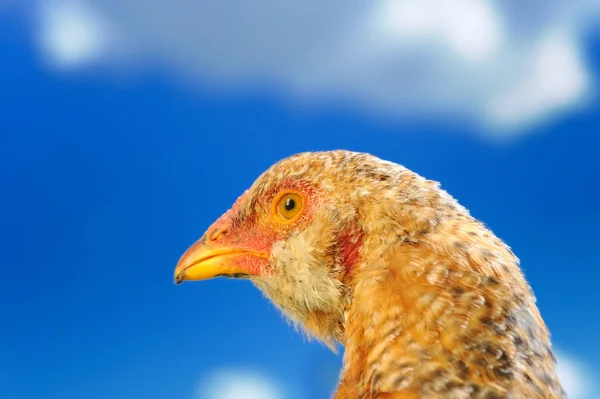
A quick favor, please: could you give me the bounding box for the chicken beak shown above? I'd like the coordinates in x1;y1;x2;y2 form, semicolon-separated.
174;237;265;283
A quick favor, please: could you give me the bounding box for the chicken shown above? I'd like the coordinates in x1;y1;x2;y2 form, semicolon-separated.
174;151;565;399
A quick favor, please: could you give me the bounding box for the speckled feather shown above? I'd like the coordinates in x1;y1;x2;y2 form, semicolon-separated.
203;151;565;399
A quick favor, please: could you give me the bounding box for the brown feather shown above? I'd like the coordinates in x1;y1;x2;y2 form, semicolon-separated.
184;151;566;399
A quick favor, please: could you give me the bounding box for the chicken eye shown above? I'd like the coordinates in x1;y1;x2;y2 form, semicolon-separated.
276;192;303;221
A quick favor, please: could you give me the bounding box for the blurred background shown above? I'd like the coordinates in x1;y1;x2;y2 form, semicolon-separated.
1;1;599;399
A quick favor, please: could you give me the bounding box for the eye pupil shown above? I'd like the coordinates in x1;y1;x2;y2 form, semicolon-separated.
284;198;295;211
276;192;303;221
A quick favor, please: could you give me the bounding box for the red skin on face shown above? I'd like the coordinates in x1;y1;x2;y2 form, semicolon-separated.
203;180;321;276
203;179;364;278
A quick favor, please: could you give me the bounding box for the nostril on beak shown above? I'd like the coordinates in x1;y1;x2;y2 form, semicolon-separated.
208;227;228;242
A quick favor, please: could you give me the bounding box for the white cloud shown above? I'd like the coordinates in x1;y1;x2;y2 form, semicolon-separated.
198;370;283;399
373;0;505;62
36;0;112;69
487;31;590;131
555;350;598;399
29;0;600;132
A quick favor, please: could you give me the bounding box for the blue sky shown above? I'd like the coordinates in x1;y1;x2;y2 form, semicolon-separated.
1;2;600;399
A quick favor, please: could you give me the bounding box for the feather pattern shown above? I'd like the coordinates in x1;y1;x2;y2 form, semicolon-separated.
178;151;566;399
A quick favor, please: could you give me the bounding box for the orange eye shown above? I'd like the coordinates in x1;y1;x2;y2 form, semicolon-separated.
275;192;304;222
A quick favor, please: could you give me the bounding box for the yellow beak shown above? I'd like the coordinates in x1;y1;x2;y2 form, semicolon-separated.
174;237;266;283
